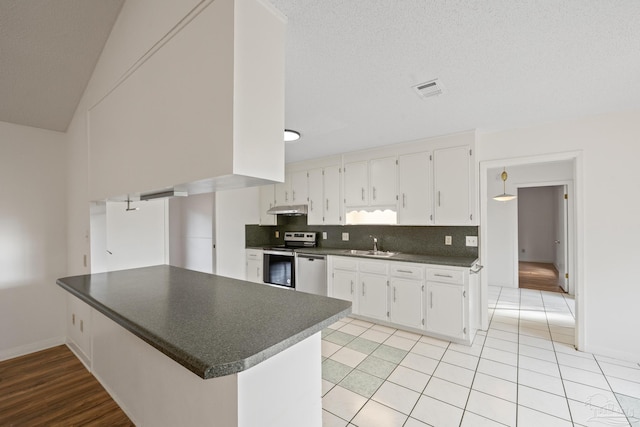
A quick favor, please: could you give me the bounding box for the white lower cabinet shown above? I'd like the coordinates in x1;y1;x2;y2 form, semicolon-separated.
328;256;478;344
245;249;263;283
67;294;92;366
358;273;388;321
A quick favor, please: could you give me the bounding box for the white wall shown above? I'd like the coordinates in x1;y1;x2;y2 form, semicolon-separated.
168;193;215;274
0;121;67;360
215;187;260;279
518;186;557;263
479;109;640;362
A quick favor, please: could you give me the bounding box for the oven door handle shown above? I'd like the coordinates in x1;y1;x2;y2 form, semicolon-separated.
263;250;295;256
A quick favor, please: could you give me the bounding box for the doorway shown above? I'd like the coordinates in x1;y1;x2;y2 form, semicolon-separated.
517;185;569;293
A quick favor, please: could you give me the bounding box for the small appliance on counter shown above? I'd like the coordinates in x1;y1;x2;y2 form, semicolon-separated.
262;232;317;288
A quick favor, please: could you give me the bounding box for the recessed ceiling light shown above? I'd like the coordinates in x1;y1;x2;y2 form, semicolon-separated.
284;129;301;142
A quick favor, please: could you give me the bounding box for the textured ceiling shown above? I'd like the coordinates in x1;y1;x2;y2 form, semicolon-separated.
0;0;123;132
269;0;640;162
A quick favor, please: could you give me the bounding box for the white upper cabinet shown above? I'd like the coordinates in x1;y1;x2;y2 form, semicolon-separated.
308;165;342;225
259;185;276;225
274;174;291;206
398;152;432;225
433;146;472;225
88;0;286;200
369;156;397;206
307;168;324;224
290;170;309;204
343;161;369;207
323;165;342;224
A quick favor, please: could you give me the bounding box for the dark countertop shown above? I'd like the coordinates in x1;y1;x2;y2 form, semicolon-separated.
249;246;478;268
56;265;351;379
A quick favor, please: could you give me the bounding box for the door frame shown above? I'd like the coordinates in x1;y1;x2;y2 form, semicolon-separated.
479;150;584;351
513;180;574;294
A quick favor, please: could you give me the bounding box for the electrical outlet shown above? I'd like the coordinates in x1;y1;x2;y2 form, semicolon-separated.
275;231;279;238
445;236;452;245
342;232;349;241
466;236;478;247
323;232;328;240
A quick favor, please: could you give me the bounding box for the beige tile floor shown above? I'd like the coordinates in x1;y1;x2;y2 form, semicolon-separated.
321;286;640;426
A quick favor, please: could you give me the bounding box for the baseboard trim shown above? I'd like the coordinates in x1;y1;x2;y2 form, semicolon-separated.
583;344;640;365
0;336;66;362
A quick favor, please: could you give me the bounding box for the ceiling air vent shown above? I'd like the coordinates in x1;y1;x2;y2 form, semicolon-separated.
413;78;445;99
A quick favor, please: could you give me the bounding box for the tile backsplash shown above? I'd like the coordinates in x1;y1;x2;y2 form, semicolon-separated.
246;216;478;258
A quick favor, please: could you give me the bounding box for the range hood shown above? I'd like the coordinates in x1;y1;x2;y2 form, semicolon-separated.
267;204;308;216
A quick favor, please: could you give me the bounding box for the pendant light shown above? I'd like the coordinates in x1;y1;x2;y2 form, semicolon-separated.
284;129;301;142
493;168;517;202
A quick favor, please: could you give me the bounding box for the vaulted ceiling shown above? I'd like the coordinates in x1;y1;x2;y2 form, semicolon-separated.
1;0;639;164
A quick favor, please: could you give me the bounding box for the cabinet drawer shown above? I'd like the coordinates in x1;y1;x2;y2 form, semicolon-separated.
389;263;424;280
333;257;358;271
246;250;262;260
427;268;464;284
359;261;388;275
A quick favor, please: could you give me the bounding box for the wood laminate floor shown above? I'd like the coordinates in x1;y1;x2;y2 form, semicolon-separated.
0;345;133;426
519;261;565;293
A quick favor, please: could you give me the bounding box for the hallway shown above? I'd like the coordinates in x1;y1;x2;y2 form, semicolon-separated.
519;261;565;293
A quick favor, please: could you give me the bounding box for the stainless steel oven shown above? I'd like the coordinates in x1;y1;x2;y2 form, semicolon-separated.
262;232;317;289
263;249;295;288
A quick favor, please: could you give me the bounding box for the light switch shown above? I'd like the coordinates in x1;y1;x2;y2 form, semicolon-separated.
445;236;452;245
323;232;328;239
275;231;279;238
342;232;349;241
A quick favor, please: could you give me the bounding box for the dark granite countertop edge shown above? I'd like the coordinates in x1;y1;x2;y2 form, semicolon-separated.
247;246;478;268
57;278;351;379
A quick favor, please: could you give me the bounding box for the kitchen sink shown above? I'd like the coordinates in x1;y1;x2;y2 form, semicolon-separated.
343;249;398;258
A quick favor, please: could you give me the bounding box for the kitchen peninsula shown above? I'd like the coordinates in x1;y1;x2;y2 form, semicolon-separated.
57;265;351;427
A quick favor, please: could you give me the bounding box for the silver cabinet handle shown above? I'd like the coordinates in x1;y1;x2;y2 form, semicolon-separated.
310;200;313;211
285;191;289;202
350;280;354;294
292;190;295;201
393;287;396;302
396;269;413;274
72;313;75;325
256;267;259;277
430;291;433;309
326;199;329;210
434;273;453;278
402;193;406;208
373;187;376;200
438;191;441;206
80;320;84;333
361;188;365;201
362;282;366;296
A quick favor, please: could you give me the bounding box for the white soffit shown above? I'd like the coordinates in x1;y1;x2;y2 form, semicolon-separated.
0;0;124;132
268;0;640;162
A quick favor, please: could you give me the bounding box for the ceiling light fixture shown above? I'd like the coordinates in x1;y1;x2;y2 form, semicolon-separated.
284;129;301;142
493;168;517;202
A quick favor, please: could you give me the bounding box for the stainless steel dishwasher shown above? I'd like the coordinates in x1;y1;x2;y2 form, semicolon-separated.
295;253;327;296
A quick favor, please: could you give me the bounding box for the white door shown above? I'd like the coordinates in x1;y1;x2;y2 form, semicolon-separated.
332;270;357;302
324;165;342;224
358;273;388;321
106;199;167;272
369;156;397;205
290;170;309;204
398;152;432;225
425;281;465;339
390;278;423;329
434;146;470;225
344;161;368;207
307;168;324;225
556;185;569;292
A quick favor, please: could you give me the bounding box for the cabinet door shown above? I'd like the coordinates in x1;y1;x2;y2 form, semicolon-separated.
332;270;357;303
290;170;309;204
369;156;397;206
344;161;368;206
390;278;424;329
307;168;324;225
358;273;388;321
398;152;432;225
274;174;291;206
425;281;465;339
259;185;276;225
246;250;263;283
324;165;342;224
433;146;471;225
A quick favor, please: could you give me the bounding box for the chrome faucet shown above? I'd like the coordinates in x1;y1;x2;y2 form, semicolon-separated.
370;235;378;252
